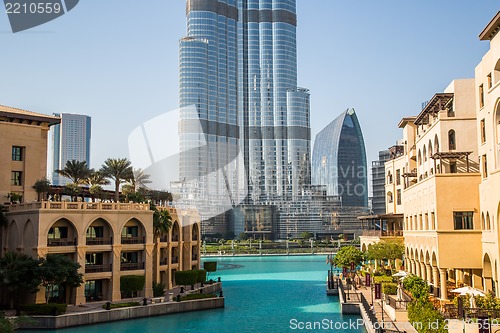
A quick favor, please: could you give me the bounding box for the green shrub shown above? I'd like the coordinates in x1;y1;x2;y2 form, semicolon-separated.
373;276;393;284
0;312;14;333
196;269;206;284
175;270;199;286
204;262;217;274
20;303;67;315
120;275;146;298
382;283;398;295
152;282;165;297
408;299;446;333
102;302;140;309
180;293;215;301
403;275;429;300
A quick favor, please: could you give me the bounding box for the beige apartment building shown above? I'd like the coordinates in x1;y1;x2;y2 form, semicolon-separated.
475;11;500;297
0;105;60;203
0;105;201;305
391;79;482;300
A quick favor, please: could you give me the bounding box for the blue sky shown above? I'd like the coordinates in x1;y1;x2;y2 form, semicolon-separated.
1;1;499;185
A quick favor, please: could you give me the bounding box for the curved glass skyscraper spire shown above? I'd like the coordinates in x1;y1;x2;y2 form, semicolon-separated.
312;109;368;207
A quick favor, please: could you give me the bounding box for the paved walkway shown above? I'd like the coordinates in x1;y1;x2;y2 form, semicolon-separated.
341;282;417;333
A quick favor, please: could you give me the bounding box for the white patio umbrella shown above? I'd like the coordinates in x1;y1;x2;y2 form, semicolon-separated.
392;271;409;278
450;286;485;297
396;284;404;301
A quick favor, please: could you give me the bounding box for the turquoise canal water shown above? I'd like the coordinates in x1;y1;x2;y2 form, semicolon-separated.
28;255;365;333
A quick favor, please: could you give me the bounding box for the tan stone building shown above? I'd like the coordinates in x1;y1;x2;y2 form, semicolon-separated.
0;105;60;203
475;11;500;297
0;104;201;305
391;79;482;300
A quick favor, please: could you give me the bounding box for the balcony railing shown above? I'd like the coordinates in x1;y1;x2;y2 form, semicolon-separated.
160;258;169;265
120;262;145;271
192;254;198;261
47;238;77;246
85;264;112;273
86;237;112;245
192;234;199;241
8;201;150;212
171;257;179;264
361;230;403;237
172;234;180;242
160;235;168;243
121;236;145;244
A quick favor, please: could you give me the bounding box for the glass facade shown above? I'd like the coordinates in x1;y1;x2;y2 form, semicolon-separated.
180;0;311;237
312;109;368;208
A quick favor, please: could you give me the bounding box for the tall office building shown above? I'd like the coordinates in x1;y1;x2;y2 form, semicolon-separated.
179;0;310;237
371;149;390;214
312;109;368;207
49;113;91;185
238;0;311;202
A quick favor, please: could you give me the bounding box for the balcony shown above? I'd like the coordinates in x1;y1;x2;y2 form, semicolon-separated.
192;254;198;261
361;230;403;237
160;235;168;243
85;264;112;273
171;235;179;242
121;236;145;245
86;237;112;245
8;201;150;212
47;238;77;247
120;262;145;271
171;257;179;264
160;258;169;266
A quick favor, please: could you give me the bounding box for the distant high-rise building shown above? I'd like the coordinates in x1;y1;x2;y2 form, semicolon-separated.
49;113;91;185
371;149;390;214
178;0;311;237
312;109;368;207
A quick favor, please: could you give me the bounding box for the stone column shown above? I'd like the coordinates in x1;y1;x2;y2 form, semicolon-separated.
432;266;439;289
411;260;416;274
420;263;426;281
111;245;123;301
75;246;87;305
426;264;432;285
456;269;464;286
144;244;154;298
440;268;447;300
415;261;421;277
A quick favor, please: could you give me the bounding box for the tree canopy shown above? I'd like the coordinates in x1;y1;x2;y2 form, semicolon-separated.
38;254;83;303
332;246;364;268
99;158;134;202
56;160;92;185
366;241;404;268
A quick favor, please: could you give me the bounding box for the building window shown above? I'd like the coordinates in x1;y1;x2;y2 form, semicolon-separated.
48;227;68;239
396;169;401;185
122;226;138;238
448;130;456;150
11;171;22;186
481;119;486;143
387;191;393;204
12;146;23;161
454;212;473;230
479;84;484;108
450;162;457;174
396;189;401;205
431;212;436;229
482;154;488;178
488;73;492;89
87;226;103;238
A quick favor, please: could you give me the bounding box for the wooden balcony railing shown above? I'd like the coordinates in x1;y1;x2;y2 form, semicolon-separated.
47;238;77;246
85;264;112;273
86;237;112;245
361;230;403;237
120;262;145;271
121;236;145;244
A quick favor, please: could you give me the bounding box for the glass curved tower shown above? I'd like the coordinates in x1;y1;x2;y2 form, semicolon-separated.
312;109;368;207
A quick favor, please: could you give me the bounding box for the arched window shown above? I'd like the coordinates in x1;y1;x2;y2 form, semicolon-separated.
482;213;486;230
434;135;440;153
448;130;456;150
487;213;491;230
423;146;427;162
387;171;393;184
494;59;500;84
418;150;422;165
495;102;500;168
387;191;393;203
428;141;433;158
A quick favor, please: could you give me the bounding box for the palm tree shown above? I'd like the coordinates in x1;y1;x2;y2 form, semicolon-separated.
131;168;152;192
151;203;172;284
86;171;110;202
99;158;134;202
55;160;92;185
32;178;51;201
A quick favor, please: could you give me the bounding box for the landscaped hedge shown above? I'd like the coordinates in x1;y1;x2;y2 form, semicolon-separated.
120;275;145;298
196;269;206;284
180;293;215;301
382;282;398;295
101;302;140;309
373;276;393;284
203;261;217;273
175;270;198;286
20;303;67;315
152;282;165;297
